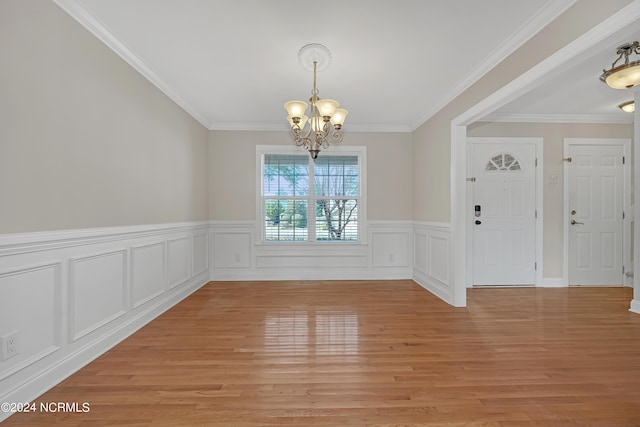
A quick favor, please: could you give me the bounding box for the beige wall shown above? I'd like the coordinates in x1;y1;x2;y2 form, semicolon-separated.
412;0;634;223
468;121;633;278
0;0;209;234
209;130;413;221
2;0;633;239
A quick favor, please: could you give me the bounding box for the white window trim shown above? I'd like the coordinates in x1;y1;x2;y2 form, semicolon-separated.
256;145;367;245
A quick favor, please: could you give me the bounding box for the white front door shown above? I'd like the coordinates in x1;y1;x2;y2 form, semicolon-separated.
471;142;537;286
567;144;624;285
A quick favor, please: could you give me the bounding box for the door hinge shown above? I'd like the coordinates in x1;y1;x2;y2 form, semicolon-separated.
623;211;625;220
535;210;538;219
623;265;625;274
535;158;538;167
623;156;625;164
466;177;476;182
535;262;537;271
563;157;572;163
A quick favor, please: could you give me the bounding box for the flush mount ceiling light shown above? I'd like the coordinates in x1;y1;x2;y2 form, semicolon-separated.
283;44;348;160
600;41;640;89
619;101;635;113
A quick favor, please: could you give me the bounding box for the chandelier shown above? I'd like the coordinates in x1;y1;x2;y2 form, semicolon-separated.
284;44;348;160
600;41;640;89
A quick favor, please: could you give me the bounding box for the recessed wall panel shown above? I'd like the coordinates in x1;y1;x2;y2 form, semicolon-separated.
414;233;427;273
131;242;165;308
0;263;60;376
192;233;209;275
213;233;251;268
71;250;126;340
168;237;190;289
372;233;408;267
429;235;449;284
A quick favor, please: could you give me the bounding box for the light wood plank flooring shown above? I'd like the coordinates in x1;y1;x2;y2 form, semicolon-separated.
4;281;640;426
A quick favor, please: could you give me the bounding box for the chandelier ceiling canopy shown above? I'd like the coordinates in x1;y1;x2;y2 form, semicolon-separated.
284;44;348;160
600;41;640;89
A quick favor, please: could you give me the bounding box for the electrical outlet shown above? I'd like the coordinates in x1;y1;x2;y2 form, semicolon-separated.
1;331;19;361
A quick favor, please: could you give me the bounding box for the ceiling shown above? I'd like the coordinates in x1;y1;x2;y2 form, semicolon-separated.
486;25;640;124
54;0;637;132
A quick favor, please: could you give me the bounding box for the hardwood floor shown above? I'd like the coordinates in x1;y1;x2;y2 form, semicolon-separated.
4;281;640;426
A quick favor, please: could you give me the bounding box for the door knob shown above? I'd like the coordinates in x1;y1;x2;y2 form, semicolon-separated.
475;220;482;225
570;219;584;225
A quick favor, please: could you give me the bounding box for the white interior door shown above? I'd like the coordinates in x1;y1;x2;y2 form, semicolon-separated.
471;142;536;286
567;144;623;285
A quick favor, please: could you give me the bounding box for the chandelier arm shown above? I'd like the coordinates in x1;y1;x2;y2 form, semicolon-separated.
332;130;344;143
610;51;625;69
294;128;313;149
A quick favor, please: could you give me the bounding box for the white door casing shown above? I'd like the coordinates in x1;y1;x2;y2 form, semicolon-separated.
564;139;628;286
469;140;538;286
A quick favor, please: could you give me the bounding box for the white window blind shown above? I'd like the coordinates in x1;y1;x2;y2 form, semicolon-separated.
261;151;362;242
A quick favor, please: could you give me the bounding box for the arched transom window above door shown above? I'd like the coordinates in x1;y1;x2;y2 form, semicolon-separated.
485;153;522;171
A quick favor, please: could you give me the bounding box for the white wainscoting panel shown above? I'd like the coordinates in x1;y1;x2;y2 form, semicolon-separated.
70;250;127;341
254;241;369;270
213;232;252;269
0;263;61;381
209;220;413;280
131;242;166;308
414;233;427;272
371;232;410;268
167;237;191;289
412;222;453;304
192;233;209;276
0;222;209;423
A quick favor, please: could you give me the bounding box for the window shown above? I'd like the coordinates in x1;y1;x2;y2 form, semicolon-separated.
486;153;522;171
259;146;365;242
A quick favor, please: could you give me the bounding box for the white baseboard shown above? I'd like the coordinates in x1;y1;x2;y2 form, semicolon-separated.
412;268;452;304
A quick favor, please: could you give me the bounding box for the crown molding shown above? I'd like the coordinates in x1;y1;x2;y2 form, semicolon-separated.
345;124;413;133
481;113;634;124
410;0;577;131
209;123;290;132
51;0;210;129
208;123;412;133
